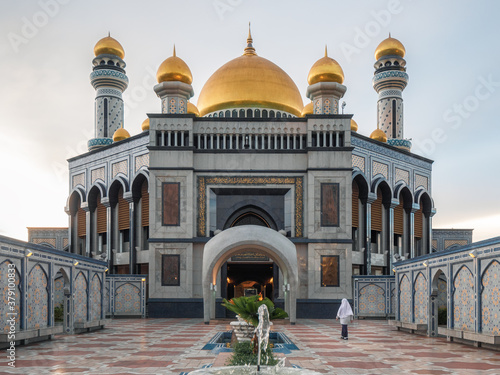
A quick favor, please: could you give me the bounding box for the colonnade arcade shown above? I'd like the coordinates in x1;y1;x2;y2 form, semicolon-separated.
67;172;149;274
352;172;433;275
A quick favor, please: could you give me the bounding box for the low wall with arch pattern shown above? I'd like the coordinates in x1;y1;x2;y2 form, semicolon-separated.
353;276;395;318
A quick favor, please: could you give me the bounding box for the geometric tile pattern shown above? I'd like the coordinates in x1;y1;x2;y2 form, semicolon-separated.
27;264;48;329
373;161;388;179
112;160;128;179
72;173;85;188
437;277;447;310
0;261;21;333
115;283;141;314
74;272;88;323
391;287;396;314
453;266;475;331
32;238;56;247
135;153;149;172
481;260;500;335
358;284;386;315
63;238;69;248
91;167;105;183
395;168;409;185
414;272;428;324
90;274;102;321
54;275;65;308
415;174;428;190
399;275;411;323
432;239;438;250
104;286;110;315
13;319;500;374
444;239;468;250
352;154;365;172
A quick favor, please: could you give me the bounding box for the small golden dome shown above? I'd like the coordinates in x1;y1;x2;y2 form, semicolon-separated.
156;46;193;84
375;35;405;60
94;34;125;59
187;102;200;116
307;46;344;85
370;129;387;142
113;127;130;142
302;102;313;117
141;118;150;131
351;119;358;132
197;30;303;117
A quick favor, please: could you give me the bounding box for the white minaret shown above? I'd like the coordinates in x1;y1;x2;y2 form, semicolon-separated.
88;34;129;151
373;35;411;150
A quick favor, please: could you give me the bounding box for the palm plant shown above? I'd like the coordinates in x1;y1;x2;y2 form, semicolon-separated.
221;295;288;326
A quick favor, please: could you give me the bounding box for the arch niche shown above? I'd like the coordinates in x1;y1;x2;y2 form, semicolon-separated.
202;225;298;324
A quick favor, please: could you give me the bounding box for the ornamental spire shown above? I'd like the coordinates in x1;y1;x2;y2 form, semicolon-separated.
244;22;256;55
325;45;328;57
173;44;176;57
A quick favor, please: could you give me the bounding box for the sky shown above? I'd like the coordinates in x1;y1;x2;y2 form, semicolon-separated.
0;0;499;242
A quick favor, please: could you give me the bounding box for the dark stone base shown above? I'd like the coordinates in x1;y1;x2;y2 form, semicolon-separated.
148;298;203;318
297;299;348;319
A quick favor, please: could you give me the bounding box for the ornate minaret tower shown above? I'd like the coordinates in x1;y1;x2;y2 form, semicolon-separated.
372;35;411;150
306;46;347;114
154;46;194;114
88;34;129;151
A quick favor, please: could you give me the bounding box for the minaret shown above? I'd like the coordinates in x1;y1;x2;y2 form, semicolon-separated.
88;34;129;151
306;46;347;114
154;45;194;114
372;34;411;150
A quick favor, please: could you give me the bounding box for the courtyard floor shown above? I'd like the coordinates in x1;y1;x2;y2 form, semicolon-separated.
2;319;500;375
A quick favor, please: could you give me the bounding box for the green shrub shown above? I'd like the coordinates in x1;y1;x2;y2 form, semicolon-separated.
54;304;64;322
227;341;278;366
438;307;447;325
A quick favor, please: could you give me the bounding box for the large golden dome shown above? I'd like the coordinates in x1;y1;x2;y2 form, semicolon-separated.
375;35;405;60
156;46;193;84
307;46;344;85
197;31;303;117
94;34;125;59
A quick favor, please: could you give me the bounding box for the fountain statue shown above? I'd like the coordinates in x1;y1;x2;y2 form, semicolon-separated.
189;305;322;374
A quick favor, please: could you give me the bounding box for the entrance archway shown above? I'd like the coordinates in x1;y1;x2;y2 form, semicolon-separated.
202;225;298;324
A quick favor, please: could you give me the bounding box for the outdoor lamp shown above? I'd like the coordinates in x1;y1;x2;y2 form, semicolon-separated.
141;278;146;282
73;260;79;266
469;250;477;258
26;251;33;257
422;260;428;267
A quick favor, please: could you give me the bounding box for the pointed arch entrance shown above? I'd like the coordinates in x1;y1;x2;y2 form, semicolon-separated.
202;225;298;324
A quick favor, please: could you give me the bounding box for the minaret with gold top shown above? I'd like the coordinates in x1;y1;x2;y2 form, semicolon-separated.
372;34;411;150
154;46;194;114
88;34;129;151
306;46;347;115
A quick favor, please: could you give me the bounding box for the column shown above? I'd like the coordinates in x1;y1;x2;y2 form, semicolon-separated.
83;204;90;257
389;201;397;275
365;194;377;275
102;199;113;273
128;200;136;274
410;205;417;259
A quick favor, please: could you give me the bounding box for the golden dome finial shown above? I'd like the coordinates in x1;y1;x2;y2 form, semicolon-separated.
325;45;328;57
173;44;176;57
307;48;344;85
94;34;125;59
244;22;256;55
113;123;130;142
156;46;193;84
375;34;405;60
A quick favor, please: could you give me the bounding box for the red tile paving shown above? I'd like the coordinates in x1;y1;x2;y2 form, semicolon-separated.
2;318;500;374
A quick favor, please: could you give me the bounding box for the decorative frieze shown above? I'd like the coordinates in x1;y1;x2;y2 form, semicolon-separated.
91;167;105;184
112;160;128;179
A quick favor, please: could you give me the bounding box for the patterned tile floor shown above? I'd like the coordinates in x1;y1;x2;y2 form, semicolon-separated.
2;319;500;375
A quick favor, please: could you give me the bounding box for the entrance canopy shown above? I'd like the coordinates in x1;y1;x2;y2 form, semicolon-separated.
202;225;298;323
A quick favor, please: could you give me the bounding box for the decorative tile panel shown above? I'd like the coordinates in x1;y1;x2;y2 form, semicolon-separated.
352;155;365;172
135;153;149;172
91;167;105;183
72;173;85;188
391;288;396;314
437;277;447;310
444;240;468;250
399;275;411;323
373;161;388;179
74;272;88;323
1;261;21;333
63;238;69;249
432;239;438;250
90;274;102;321
481;260;500;335
358;284;386;315
115;283;141;314
414;272;428;324
54;276;64;308
33;238;56;247
112;160;128;179
395;168;409;185
415;174;429;190
453;266;475;331
27;264;48;329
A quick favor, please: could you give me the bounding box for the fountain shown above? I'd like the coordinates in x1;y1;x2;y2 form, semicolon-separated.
189;305;322;375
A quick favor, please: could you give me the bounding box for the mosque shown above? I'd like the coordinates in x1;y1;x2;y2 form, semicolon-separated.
61;29;436;320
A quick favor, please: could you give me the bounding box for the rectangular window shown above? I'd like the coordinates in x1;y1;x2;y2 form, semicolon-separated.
320;183;339;227
162;182;180;226
162;254;180;286
321;255;339;287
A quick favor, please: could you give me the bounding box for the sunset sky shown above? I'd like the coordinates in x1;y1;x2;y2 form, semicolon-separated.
0;0;499;242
